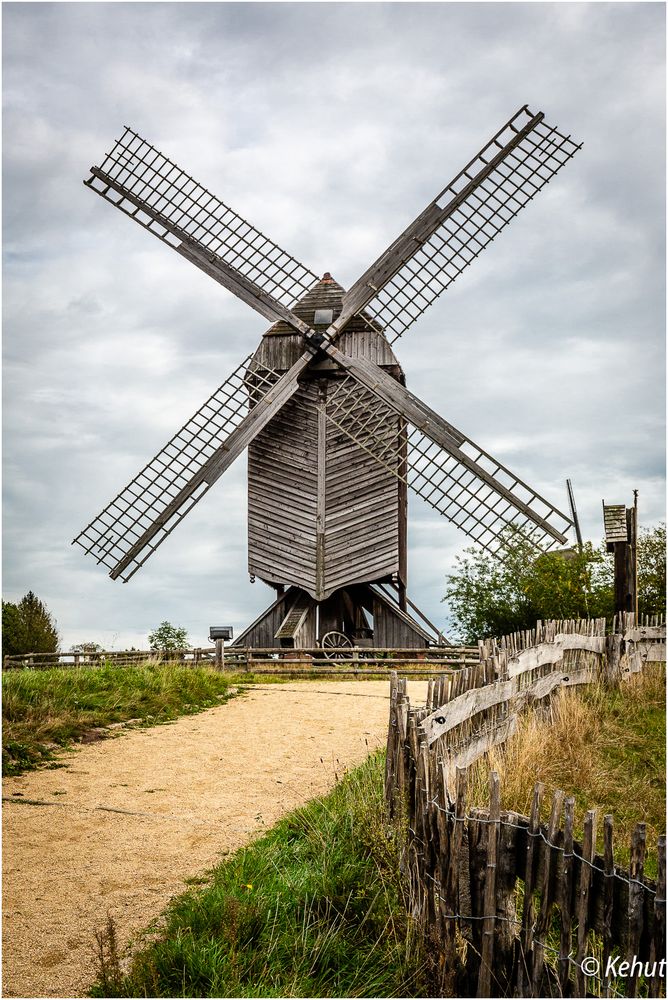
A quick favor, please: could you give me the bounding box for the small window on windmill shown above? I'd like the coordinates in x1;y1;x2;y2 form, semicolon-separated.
313;309;333;327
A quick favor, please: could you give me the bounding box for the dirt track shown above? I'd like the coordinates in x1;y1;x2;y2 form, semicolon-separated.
2;679;427;999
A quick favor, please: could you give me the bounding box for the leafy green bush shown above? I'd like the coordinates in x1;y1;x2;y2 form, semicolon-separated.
444;523;666;643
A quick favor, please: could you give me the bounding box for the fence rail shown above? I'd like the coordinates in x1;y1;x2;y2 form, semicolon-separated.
2;645;480;673
385;614;666;997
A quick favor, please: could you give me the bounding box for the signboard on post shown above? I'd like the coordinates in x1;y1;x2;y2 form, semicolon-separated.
209;626;233;669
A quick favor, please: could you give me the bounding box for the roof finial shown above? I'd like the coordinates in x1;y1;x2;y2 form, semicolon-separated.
322;271;333;282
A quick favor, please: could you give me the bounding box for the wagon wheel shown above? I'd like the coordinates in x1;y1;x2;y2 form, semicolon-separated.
320;631;353;660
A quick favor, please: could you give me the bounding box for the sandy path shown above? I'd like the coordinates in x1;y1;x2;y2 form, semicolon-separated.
2;679;426;999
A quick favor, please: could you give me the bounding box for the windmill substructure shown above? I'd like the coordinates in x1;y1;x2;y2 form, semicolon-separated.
74;106;581;651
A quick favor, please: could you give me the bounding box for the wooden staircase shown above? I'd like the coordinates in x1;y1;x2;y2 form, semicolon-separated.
274;591;313;642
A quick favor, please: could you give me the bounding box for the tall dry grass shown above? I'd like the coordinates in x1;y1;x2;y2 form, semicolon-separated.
468;664;665;872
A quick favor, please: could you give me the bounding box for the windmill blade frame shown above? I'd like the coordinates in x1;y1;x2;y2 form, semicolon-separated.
73;352;313;581
327;105;582;344
86;127;317;334
323;348;573;556
75;106;581;595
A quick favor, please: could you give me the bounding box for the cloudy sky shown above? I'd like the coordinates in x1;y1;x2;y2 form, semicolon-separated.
3;2;665;650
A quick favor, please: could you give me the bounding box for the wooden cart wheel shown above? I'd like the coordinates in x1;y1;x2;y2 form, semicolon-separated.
320;631;353;660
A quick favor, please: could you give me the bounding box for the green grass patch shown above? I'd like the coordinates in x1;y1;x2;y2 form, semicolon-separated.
2;664;236;776
91;750;426;998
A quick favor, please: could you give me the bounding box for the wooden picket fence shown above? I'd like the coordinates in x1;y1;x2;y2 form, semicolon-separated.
384;615;666;998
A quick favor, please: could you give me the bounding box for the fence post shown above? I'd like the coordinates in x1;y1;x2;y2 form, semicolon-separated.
520;781;544;994
604;632;623;686
649;835;666;999
558;796;576;994
478;770;500;998
532;788;565;995
628;822;647;998
575;810;597;997
603;815;615;995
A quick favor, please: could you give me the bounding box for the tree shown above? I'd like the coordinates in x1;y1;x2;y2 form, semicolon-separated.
637;522;666;617
443;528;613;643
2;602;23;659
148;621;189;652
444;523;666;643
2;591;60;658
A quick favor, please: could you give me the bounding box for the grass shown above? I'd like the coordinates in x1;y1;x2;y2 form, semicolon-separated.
91;749;426;998
1;664;404;777
2;664;237;776
468;663;666;876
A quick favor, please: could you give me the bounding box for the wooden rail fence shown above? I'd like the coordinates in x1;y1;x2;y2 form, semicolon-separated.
384;615;666;997
2;645;480;675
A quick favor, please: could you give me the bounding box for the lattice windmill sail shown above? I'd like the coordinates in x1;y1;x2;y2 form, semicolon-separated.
74;105;581;650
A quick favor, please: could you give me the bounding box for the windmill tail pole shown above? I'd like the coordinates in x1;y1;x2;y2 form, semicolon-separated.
566;478;583;551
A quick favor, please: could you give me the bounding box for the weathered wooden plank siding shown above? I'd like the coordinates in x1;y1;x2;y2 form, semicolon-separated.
373;596;430;647
248;386;319;594
247;275;407;599
323;408;400;594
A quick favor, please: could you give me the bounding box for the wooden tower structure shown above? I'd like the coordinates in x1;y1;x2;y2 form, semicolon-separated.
603;495;639;616
74;106;582;649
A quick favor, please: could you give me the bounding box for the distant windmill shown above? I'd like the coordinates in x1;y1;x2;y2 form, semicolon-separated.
74;105;581;651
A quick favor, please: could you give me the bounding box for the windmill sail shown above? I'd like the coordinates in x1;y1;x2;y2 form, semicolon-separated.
75;106;581;598
85;127;318;330
324;361;573;557
331;106;582;343
73;355;308;582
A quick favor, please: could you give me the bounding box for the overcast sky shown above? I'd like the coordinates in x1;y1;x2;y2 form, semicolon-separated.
3;2;665;650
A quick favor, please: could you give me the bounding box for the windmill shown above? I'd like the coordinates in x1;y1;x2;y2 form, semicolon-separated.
74;105;582;652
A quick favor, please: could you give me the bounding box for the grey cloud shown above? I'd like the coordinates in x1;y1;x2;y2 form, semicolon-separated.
3;2;664;647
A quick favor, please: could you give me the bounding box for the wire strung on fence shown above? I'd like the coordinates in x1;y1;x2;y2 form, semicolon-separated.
384;617;666;998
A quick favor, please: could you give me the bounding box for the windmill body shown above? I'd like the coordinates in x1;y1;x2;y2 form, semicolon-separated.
249;274;406;602
74;106;583;650
243;273;415;649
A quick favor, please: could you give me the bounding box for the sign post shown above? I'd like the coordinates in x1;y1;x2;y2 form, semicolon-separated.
209;626;233;670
